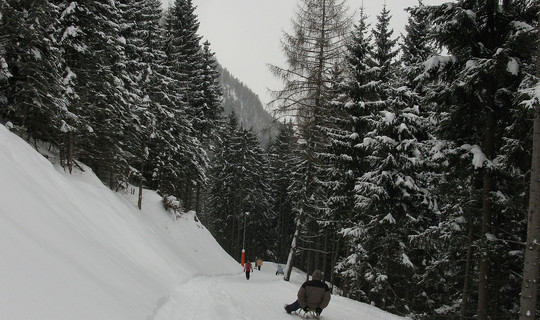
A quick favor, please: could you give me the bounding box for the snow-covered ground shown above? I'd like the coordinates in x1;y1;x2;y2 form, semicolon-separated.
0;123;408;320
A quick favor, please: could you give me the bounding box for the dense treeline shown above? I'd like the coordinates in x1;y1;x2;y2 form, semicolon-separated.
264;0;538;319
0;0;223;210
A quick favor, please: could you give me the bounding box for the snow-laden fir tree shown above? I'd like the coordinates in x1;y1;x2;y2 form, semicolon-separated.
163;0;210;210
414;1;538;319
205;112;273;261
327;3;441;314
117;0;176;208
327;5;377;299
266;121;297;263
269;0;352;282
55;0;134;187
199;40;224;143
0;0;7;85
0;0;67;146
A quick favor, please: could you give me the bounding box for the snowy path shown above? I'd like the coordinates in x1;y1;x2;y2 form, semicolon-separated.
150;263;407;320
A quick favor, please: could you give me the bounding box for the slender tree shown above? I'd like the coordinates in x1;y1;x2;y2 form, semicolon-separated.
269;0;352;282
520;8;540;320
417;1;537;318
163;0;209;209
0;0;67;142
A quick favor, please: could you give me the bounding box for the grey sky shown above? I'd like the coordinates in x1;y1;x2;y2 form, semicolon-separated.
162;0;450;106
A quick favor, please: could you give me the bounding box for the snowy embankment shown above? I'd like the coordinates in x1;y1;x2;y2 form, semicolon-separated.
0;124;408;320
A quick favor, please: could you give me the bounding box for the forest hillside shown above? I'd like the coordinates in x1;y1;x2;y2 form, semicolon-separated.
0;123;406;320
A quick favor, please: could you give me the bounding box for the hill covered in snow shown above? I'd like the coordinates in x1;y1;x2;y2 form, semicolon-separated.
0;124;408;320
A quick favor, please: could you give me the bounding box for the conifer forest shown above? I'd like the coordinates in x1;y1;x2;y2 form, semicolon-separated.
0;0;539;319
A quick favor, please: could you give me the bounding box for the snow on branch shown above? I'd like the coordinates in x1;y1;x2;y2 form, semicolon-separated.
461;144;492;169
519;74;540;110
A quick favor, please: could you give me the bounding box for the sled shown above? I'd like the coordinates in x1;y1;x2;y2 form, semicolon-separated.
292;309;321;320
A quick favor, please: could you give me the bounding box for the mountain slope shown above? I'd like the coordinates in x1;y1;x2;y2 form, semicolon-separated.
220;67;278;144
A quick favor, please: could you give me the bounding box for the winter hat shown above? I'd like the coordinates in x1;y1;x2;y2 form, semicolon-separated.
312;270;322;281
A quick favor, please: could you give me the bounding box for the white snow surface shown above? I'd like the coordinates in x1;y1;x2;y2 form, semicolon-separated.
0;124;407;320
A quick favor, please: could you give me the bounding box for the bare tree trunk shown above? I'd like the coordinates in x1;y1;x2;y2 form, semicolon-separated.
195;184;201;214
460;223;474;320
284;218;301;281
322;229;328;280
519;12;540;319
330;232;339;291
478;110;495;320
138;161;144;210
67;131;73;174
478;2;498;318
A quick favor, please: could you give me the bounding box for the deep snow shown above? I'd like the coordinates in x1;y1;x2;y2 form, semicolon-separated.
0;124;408;320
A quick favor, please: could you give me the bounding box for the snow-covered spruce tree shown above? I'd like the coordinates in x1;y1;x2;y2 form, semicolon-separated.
309;62;350;287
193;40;224;212
415;1;538;319
371;4;399;97
329;3;440;315
117;0;159;207
236;125;274;260
0;0;67;144
205;112;240;253
199;40;224;143
266;121;298;263
328;5;377;299
55;0;133;187
401;1;436;91
118;0;192;209
269;0;352;282
118;1;195;201
205;112;273;260
163;0;209;210
392;4;450;317
0;0;9;93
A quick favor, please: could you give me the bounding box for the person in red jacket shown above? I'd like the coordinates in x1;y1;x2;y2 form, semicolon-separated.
284;270;330;316
245;260;252;280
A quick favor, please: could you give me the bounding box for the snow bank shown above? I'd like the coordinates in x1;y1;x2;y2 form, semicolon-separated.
0;124;239;320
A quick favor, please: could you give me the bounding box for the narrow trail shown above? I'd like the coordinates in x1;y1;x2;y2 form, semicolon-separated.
149;262;407;320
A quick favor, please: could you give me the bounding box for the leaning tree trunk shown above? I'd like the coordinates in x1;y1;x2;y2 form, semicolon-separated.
284;218;301;281
519;11;540;320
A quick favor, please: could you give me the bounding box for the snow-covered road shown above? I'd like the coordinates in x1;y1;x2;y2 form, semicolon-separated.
150;262;407;320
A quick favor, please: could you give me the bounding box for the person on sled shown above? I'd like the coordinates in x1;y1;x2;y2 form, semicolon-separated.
284;270;330;316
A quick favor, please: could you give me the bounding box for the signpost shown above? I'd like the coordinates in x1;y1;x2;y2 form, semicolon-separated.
241;212;249;266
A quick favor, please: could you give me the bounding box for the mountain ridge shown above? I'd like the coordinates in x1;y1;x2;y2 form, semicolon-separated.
219;66;278;144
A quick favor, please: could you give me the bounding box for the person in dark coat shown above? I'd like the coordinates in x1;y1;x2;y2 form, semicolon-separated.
284;270;331;316
245;260;252;280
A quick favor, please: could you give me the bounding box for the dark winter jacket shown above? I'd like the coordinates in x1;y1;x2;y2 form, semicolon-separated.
297;270;331;310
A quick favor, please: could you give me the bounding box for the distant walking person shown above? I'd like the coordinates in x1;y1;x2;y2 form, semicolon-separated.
276;264;284;275
284;270;330;316
256;258;263;271
245;260;252;280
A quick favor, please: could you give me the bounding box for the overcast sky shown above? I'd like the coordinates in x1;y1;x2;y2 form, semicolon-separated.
162;0;450;106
